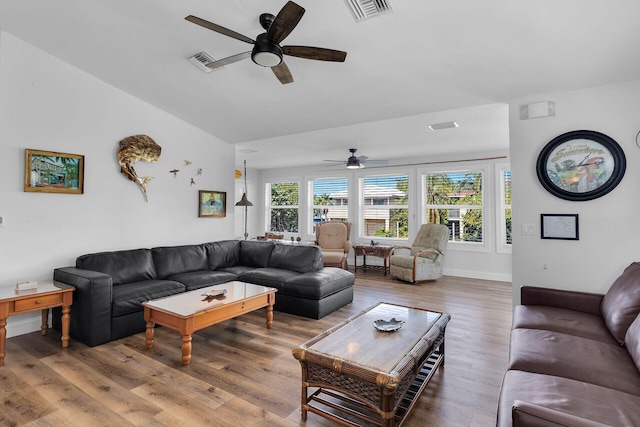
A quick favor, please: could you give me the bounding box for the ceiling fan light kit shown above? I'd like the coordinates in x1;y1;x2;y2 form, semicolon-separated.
185;1;346;84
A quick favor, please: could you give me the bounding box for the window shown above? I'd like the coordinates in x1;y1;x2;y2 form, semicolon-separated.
309;177;349;234
266;181;299;232
423;170;484;243
497;166;512;252
360;174;408;238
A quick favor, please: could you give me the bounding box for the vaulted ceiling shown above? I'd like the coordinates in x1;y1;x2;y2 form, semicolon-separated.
2;1;640;169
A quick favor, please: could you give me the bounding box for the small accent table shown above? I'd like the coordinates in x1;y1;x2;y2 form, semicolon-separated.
0;280;74;365
353;244;395;275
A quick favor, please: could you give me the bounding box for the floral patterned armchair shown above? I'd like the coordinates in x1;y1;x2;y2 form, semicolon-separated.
389;224;450;283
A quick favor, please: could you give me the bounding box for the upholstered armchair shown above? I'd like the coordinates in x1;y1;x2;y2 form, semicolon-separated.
389;224;450;283
315;221;352;269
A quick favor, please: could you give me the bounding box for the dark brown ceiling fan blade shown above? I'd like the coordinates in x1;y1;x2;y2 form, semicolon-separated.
282;46;347;62
206;51;252;69
266;1;305;45
185;15;255;44
272;62;294;84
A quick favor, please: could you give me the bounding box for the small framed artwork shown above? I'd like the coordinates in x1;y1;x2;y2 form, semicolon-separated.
536;130;626;201
24;149;84;194
199;190;226;218
541;214;579;240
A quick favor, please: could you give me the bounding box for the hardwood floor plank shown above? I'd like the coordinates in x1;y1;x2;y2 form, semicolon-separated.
2;273;512;426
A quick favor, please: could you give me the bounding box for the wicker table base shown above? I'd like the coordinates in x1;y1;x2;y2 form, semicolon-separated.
292;302;450;427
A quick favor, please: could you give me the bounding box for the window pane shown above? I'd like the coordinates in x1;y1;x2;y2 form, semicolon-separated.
503;169;512;245
362;175;408;238
270;208;298;232
424;171;484;243
268;181;299;233
312;178;348;226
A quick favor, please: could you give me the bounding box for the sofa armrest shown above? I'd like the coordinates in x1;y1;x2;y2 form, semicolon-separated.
521;286;603;316
389;246;411;256
53;267;113;347
513;400;612;427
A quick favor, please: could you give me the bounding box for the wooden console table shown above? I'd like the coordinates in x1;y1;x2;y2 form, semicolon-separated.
353;244;395;275
0;280;74;365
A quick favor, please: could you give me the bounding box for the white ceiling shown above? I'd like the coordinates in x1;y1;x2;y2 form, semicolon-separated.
2;1;640;169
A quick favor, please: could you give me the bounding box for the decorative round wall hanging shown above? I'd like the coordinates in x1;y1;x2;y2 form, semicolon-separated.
536;130;626;201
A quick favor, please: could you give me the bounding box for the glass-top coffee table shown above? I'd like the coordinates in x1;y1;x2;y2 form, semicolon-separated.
143;281;276;365
292;302;450;426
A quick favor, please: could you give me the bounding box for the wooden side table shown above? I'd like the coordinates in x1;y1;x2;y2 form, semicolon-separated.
0;280;74;365
353;244;395;275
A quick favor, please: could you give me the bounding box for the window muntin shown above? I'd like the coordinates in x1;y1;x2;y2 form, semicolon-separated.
267;181;299;233
310;177;349;233
424;170;484;243
360;174;408;239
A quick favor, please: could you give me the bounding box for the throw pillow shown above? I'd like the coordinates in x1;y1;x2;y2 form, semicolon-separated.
601;262;640;345
626;314;640;372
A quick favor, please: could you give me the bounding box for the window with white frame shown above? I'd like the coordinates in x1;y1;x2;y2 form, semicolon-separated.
497;165;512;252
359;174;408;239
266;181;299;233
423;169;484;243
309;177;349;234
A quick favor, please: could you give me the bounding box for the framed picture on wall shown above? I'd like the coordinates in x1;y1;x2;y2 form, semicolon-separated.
536;130;626;201
199;190;226;218
24;149;84;194
541;214;579;240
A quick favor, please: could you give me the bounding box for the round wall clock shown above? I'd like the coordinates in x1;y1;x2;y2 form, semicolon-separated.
536;130;626;201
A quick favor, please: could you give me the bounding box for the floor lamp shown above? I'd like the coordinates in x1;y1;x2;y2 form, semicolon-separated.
236;160;253;240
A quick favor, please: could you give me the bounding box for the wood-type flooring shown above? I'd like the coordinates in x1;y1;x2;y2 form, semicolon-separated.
1;272;513;427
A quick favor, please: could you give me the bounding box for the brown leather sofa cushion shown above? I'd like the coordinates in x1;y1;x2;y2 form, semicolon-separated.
601;262;640;345
512;305;616;344
497;370;640;427
626;314;640;373
509;329;640;395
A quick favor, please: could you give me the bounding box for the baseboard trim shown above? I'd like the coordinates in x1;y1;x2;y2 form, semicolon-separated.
6;312;44;338
443;268;511;283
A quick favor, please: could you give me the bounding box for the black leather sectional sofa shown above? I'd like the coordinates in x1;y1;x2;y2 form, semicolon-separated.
52;240;354;347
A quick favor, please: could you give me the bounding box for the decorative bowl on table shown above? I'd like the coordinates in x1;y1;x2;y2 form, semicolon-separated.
373;317;404;332
201;288;227;301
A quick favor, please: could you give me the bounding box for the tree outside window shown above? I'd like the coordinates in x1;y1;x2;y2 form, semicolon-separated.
268;181;299;232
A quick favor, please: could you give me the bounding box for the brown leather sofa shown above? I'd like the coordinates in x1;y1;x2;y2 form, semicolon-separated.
497;262;640;426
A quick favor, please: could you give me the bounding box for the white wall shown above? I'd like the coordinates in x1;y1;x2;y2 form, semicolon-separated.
0;32;236;336
510;80;640;305
258;150;512;282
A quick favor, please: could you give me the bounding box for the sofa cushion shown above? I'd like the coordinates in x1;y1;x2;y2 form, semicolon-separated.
509;328;640;395
167;270;238;291
625;314;640;373
77;249;156;286
151;244;208;279
497;370;640;427
512;305;617;344
238;267;300;290
601;261;640;344
239;241;274;268
112;280;185;317
269;244;323;273
284;268;355;300
205;240;240;270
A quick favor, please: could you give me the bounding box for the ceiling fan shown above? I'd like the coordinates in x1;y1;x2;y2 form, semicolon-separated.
324;149;389;169
185;1;347;84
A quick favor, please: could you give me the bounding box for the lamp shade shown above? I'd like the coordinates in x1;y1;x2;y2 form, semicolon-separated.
235;193;253;207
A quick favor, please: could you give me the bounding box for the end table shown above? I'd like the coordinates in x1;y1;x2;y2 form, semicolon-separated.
0;280;74;365
353;244;395;275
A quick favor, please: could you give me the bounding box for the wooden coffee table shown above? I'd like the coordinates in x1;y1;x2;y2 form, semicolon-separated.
143;281;276;366
292;302;450;427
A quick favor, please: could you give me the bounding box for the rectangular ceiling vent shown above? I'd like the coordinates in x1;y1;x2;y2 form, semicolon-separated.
344;0;393;22
188;51;216;73
427;121;459;131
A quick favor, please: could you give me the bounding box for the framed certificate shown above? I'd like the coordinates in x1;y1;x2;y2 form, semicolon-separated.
541;214;579;240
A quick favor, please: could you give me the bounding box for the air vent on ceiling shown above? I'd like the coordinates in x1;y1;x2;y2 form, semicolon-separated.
427;121;459;131
188;51;216;73
344;0;393;21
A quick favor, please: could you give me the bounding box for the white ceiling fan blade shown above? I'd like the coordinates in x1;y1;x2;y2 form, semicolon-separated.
362;159;389;165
